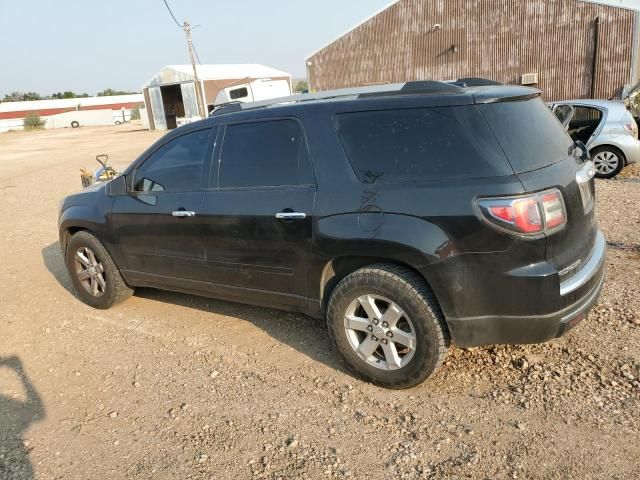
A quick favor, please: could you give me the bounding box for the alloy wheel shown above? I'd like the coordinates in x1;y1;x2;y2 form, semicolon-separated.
593;150;619;175
73;246;107;297
343;294;417;371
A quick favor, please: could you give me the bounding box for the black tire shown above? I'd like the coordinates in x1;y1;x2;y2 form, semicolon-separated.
70;121;80;128
65;231;133;309
591;146;625;179
327;264;449;389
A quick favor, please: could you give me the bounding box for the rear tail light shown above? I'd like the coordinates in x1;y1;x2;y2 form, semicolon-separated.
624;121;638;138
476;189;567;237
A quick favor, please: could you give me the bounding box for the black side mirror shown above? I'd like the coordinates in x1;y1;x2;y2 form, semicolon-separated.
109;174;127;196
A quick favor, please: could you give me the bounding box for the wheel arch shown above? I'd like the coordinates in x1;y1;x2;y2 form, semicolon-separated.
590;144;627;165
319;256;451;318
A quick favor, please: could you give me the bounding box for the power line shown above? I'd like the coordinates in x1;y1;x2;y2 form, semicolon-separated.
162;0;182;28
192;41;202;64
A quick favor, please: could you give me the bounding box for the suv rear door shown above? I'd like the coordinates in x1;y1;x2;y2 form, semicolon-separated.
480;99;597;287
200;118;316;308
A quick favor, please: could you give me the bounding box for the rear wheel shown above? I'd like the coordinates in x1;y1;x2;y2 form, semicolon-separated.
65;231;133;309
70;120;80;128
327;264;449;389
592;146;625;179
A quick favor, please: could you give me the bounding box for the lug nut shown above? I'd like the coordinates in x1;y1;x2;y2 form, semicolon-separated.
386;331;393;338
382;339;389;345
373;319;379;325
367;325;373;332
371;336;378;342
382;321;389;328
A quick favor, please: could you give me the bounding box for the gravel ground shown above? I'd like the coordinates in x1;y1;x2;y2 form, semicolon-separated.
0;125;638;479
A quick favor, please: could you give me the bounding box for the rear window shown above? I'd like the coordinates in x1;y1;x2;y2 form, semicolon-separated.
480;98;573;173
334;106;512;184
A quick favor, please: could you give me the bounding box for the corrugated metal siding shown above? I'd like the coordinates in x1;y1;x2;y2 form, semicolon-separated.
308;0;635;100
180;82;199;118
148;87;167;131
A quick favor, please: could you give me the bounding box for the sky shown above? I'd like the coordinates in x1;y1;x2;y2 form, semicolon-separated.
0;0;394;96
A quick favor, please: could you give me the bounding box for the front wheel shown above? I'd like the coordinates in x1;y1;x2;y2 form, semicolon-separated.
65;231;134;309
327;264;449;389
592;146;625;179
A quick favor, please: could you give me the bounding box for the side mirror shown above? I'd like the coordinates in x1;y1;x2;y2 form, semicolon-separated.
109;174;127;196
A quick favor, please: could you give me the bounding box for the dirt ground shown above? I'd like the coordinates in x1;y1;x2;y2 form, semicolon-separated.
0;125;638;480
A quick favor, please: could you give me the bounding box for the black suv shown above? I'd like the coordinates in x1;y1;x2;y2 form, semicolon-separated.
58;81;606;388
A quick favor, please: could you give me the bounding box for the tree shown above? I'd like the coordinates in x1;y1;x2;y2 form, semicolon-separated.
2;91;42;102
23;111;46;130
293;80;309;93
97;88;139;97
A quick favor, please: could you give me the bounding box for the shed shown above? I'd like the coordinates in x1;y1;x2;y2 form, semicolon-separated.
143;64;291;130
306;0;640;101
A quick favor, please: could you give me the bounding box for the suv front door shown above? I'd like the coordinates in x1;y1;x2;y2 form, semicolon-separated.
110;127;216;285
200;118;316;308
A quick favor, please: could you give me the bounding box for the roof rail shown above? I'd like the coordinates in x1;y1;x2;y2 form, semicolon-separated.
209;80;473;117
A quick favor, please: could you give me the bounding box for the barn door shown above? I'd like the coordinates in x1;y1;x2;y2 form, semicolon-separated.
149;87;167;130
181;82;200;118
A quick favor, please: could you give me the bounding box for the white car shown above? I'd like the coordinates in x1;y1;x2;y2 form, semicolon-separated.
550;99;640;178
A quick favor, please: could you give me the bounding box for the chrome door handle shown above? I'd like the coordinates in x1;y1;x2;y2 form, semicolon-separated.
275;212;306;220
172;210;196;217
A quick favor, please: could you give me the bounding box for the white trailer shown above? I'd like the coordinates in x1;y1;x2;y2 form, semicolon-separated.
213;78;292;107
46;109;115;129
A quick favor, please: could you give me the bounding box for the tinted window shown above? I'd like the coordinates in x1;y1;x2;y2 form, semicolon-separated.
219;119;311;188
133;129;212;192
230;87;249;100
334;106;512;184
480;98;573;173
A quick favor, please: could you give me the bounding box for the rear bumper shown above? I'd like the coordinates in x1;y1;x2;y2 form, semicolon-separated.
447;231;606;347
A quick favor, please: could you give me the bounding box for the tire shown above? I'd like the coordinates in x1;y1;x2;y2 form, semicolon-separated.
70;121;80;128
114;120;122;125
326;264;449;389
591;146;625;179
65;231;133;309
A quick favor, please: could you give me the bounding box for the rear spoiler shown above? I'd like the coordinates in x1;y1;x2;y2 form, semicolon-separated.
473;86;542;104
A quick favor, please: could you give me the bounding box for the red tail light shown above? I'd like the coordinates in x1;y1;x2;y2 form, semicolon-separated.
476;189;567;237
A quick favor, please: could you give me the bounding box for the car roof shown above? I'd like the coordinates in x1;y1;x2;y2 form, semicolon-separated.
204;81;541;124
553;99;626;110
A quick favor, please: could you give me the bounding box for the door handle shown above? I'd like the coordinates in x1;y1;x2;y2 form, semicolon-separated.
172;210;196;218
275;211;306;220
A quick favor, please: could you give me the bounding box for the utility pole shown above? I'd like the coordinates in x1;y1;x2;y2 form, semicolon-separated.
183;21;206;118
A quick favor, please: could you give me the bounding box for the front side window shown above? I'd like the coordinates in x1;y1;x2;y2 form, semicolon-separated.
219;119;311;188
133;129;213;193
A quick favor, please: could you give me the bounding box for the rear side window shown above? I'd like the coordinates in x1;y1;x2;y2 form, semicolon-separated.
334;106;512;184
219;119;313;188
133;128;213;192
480;99;573;173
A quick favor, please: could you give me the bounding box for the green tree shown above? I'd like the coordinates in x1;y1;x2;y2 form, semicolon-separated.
293;80;308;93
130;106;141;120
2;91;42;102
97;88;139;96
23;111;46;130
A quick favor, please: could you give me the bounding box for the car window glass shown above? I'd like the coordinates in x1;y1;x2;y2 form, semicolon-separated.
567;107;603;144
480;99;573;173
230;87;249;100
219;119;311;188
334;106;511;184
553;104;573;126
134;129;213;193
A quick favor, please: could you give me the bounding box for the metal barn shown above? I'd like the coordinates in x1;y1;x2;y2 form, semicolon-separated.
143;64;291;130
306;0;640;101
